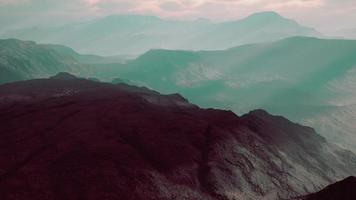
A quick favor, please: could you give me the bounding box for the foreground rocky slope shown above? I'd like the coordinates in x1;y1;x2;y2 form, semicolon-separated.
0;74;355;200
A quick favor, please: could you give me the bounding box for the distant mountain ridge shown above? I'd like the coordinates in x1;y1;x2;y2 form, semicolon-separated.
0;12;320;55
0;39;85;84
0;39;126;84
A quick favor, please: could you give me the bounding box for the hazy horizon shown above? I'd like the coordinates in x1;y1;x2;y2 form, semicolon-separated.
1;0;356;37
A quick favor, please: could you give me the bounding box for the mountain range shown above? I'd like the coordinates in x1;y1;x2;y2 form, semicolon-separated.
0;73;355;200
0;12;320;56
95;36;356;152
1;7;355;200
1;37;356;154
0;39;128;84
0;39;85;84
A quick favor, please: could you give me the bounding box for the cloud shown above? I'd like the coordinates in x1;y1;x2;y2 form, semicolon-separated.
0;0;324;12
0;0;29;5
159;1;184;11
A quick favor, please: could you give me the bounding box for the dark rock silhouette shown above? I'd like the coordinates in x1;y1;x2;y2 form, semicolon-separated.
0;73;355;200
302;176;356;200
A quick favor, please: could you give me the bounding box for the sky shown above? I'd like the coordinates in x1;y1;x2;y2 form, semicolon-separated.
1;0;356;34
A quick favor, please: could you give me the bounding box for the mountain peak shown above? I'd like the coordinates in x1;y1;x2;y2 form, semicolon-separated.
247;109;271;116
50;72;78;80
246;11;283;20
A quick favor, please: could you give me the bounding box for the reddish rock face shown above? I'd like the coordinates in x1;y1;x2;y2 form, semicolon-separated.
0;74;355;200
